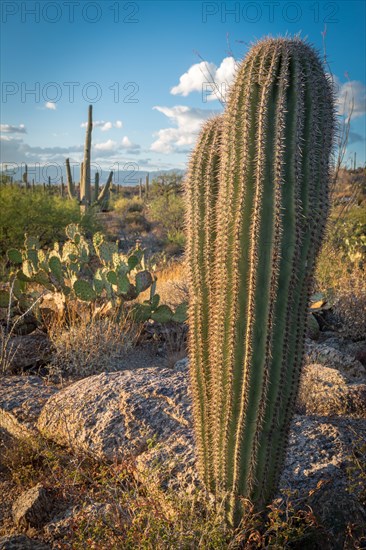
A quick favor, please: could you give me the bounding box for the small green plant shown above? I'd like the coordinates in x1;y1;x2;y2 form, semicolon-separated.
3;224;187;332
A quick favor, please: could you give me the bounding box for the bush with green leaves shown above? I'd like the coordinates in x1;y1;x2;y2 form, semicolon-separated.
3;224;187;328
147;194;185;235
0;185;98;257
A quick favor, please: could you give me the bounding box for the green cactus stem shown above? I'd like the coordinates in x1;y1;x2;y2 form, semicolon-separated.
97;171;113;209
185;115;222;492
94;172;100;202
22;164;29;190
185;37;335;526
65;158;74;199
80;105;92;209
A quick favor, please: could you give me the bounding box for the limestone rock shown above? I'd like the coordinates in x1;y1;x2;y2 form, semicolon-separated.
0;376;58;439
12;483;52;528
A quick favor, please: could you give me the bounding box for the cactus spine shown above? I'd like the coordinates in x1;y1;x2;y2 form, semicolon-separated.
185;37;335;526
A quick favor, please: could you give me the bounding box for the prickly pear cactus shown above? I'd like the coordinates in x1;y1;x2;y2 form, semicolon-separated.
185;37;335;525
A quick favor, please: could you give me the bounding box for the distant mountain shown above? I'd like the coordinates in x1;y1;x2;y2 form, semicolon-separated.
3;167;186;187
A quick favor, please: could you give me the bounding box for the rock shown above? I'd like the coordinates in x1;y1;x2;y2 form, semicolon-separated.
37;358;366;510
307;313;320;340
355;346;366;367
12;483;52;528
305;339;366;380
5;331;53;374
347;384;366;416
39;292;65;325
0;376;58;439
306;478;366;547
38;361;192;461
3;355;364;542
0;535;50;549
297;363;366;417
279;415;366;545
43;503;113;543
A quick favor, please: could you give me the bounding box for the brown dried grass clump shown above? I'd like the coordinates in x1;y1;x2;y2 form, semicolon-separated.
48;316;138;379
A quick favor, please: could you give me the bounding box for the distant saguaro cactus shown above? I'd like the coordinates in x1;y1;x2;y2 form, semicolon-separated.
65;158;74;199
80;105;92;210
185;37;335;526
93;172;100;202
65;105;113;212
22;164;29;190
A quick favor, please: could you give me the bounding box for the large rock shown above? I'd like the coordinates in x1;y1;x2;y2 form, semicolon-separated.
0;377;58;439
12;483;52;528
37;359;366;501
38;360;192;461
5;332;53;374
297;363;366;417
306;339;366;380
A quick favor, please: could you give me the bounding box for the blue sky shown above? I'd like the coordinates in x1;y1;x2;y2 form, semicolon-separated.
1;0;365;184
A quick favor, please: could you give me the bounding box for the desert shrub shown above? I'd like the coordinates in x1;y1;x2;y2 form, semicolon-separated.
0;186;98;256
330;206;366;268
147;194;185;234
315;206;366;340
123;211;151;234
113;196;144;216
48;317;136;377
166;229;186;249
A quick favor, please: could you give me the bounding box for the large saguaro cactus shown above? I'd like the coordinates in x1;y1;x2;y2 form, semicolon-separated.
185;37;335;526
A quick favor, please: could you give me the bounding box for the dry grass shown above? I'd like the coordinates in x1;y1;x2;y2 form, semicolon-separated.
48;316;139;379
0;433;332;549
315;241;366;340
154;260;188;308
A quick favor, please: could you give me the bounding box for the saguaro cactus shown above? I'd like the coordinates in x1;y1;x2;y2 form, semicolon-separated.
65;158;74;199
22;164;29;189
93;172;100;202
65;105;113;212
185;37;335;526
80;105;92;209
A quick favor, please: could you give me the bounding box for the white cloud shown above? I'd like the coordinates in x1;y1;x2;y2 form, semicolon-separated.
94;139;117;151
101;121;112;132
45;102;56;110
1;124;27;134
335;78;366;118
171;57;236;102
151;105;219;154
81;119;123;131
121;136;132;147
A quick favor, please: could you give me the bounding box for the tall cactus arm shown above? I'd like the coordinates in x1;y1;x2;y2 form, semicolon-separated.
97;171;113;204
65;158;74;199
185;115;222;492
